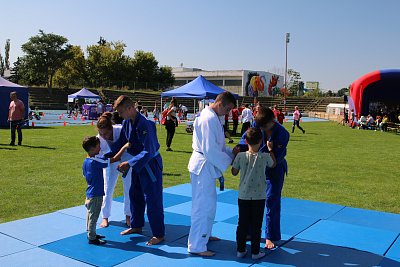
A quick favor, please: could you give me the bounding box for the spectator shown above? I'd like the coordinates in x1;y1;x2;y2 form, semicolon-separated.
380;115;389;132
8;91;25;146
96;100;105;117
292;106;305;134
165;99;178;151
366;114;375;129
241;104;253;135
231;106;239;136
181;104;188;120
358;115;367;130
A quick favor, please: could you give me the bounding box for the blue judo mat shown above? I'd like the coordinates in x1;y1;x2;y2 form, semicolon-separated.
1;183;400;266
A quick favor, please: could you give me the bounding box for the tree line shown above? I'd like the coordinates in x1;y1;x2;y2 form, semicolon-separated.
7;30;175;90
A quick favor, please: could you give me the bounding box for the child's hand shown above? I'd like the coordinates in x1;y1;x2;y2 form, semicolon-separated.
232;146;240;156
267;141;273;151
124;142;131;149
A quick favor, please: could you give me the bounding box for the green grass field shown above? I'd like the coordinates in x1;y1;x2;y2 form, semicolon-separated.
0;121;399;223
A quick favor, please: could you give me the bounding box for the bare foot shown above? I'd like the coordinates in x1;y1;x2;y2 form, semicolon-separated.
208;236;220;241
120;227;142;235
146;236;164;246
125;215;131;227
265;239;275;250
192;251;215;257
100;218;109;228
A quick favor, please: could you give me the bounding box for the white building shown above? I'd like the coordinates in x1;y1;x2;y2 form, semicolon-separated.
172;67;283;97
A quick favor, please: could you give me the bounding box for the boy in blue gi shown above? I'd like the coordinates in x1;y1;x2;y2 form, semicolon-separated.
107;95;165;246
236;106;289;250
82;136;130;245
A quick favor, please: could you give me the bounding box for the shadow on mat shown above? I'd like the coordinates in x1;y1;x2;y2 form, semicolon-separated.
102;222;398;266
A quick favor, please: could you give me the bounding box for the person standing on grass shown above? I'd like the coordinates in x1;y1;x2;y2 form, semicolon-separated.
292;106;305;134
96;112;132;228
82;136;130;245
106;95;165;246
232;127;276;260
241;104;253;135
8;91;25;146
187;92;238;257
231;106;239;136
236;106;289;250
165;99;178;151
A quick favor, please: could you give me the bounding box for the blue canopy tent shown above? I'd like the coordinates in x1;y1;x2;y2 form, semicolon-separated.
67;88;101;100
161;75;238;116
161;75;238;99
0;77;29;128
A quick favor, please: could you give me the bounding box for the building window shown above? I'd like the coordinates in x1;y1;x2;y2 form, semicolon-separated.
174;80;187;86
209;80;223;86
224;79;242;86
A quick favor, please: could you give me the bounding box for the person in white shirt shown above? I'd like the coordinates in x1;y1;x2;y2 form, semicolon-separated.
187;92;238;257
240;104;253;135
96;112;132;228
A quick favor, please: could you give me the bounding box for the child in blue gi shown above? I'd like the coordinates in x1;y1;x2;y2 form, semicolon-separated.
82;136;130;245
232;128;276;260
106;95;165;246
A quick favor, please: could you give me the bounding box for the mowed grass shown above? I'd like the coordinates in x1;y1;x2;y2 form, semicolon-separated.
0;121;399;223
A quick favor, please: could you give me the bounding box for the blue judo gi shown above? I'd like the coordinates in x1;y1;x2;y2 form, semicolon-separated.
107;114;165;238
238;121;289;241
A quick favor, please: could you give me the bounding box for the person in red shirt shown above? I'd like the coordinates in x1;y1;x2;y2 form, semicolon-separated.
277;109;285;124
231;107;239;136
8;91;25;146
272;105;285;124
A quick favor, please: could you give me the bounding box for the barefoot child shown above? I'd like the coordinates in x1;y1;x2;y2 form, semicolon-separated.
82;136;130;245
231;128;276;260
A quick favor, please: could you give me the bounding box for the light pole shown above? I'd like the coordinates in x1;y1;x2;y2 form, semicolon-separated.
284;33;290;114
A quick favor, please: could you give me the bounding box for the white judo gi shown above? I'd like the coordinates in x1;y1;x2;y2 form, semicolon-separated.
187;106;234;253
98;125;132;219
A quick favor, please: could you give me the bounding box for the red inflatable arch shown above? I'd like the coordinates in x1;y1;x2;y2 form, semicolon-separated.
350;69;400;116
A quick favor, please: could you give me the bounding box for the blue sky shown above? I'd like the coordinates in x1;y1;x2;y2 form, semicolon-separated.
2;0;400;90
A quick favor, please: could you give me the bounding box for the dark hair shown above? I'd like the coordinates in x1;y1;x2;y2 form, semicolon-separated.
244;104;249;108
245;127;262;145
97;112;113;130
82;136;100;152
215;91;236;107
170;99;177;106
254;106;275;126
111;111;123;124
114;95;134;109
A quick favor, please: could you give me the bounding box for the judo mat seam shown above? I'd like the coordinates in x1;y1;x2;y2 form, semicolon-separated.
384;233;400;257
0;231;37;248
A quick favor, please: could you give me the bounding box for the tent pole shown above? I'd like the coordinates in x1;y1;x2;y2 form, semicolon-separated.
193;99;196;118
160;95;162;130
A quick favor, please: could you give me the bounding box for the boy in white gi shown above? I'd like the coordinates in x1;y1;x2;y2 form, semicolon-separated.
82;136;130;245
232;127;276;260
187;92;238;257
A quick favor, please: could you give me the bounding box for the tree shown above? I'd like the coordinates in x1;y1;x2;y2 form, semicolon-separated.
5;39;10;70
0;39;9;76
20;30;72;88
287;69;301;96
0;53;4;76
132;50;159;83
157;66;175;88
54;45;86;88
304;88;321;97
86;41;134;87
337;87;349;97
